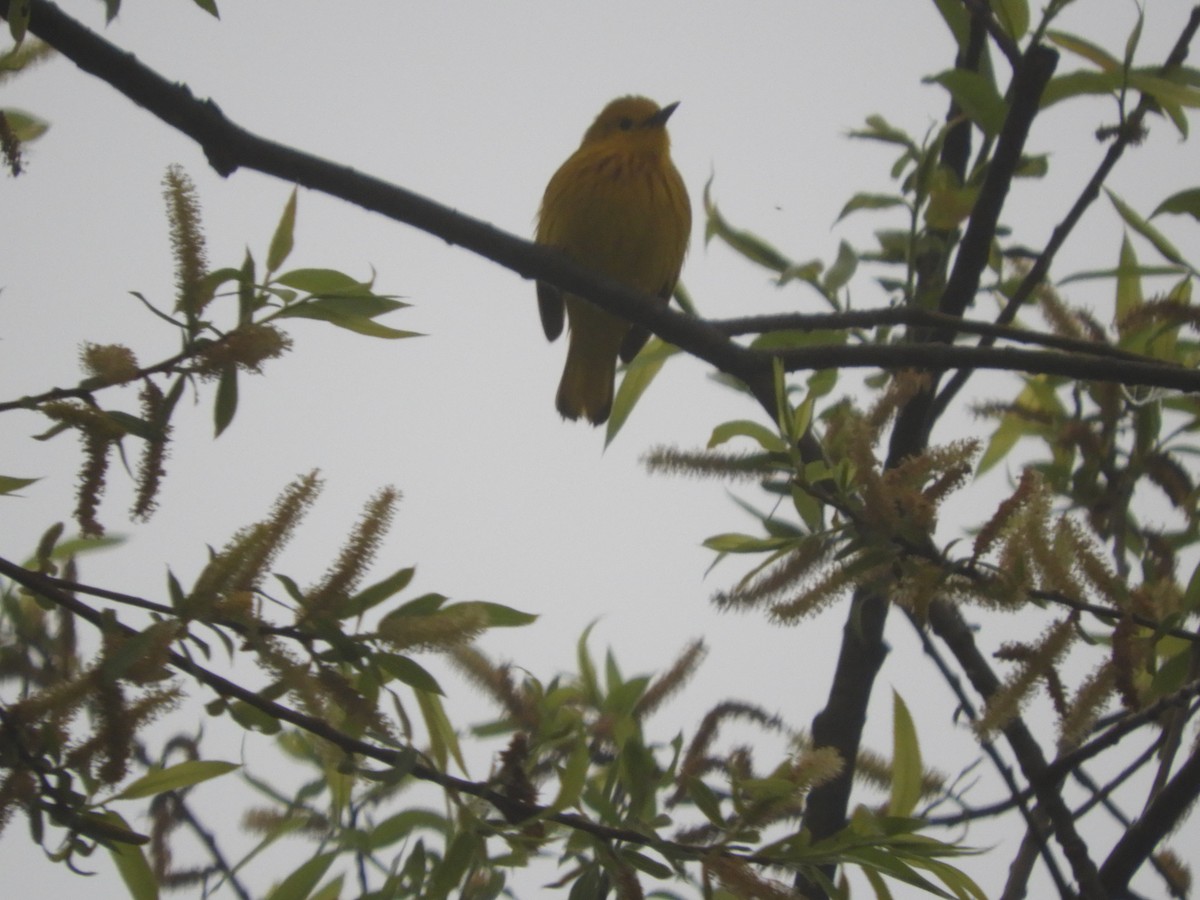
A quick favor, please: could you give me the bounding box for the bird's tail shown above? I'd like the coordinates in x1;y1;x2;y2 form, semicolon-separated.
556;330;619;426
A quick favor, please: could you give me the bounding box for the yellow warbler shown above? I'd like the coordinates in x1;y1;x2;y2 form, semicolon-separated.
536;96;691;425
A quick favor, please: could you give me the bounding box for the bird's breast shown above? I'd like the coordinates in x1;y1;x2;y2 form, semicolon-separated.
539;150;688;291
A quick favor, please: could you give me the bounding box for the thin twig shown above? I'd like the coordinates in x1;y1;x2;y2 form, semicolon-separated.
1099;743;1200;895
34;571;309;640
0;554;877;874
909;611;1070;894
933;5;1200;419
715;306;1158;363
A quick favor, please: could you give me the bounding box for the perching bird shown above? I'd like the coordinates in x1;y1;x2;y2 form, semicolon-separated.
535;96;691;425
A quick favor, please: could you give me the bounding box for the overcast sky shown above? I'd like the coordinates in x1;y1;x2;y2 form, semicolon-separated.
3;1;1198;897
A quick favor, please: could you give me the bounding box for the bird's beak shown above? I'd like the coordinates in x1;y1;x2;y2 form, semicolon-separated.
647;101;681;127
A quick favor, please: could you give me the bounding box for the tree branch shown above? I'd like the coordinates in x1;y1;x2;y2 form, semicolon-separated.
795;41;1061;900
1099;743;1200;895
2;0;773;405
932;4;1200;419
7;2;1200;895
776;341;1200;393
943;46;1060;324
4;0;1195;417
0;556;694;852
715;306;1158;363
909;610;1071;894
889;43;1059;457
927;600;1107;898
1047;690;1200;784
0;554;864;875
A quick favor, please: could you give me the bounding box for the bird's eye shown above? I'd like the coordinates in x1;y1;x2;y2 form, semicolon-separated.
618;117;633;131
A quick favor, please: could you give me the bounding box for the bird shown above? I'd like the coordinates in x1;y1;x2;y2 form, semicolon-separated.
535;95;691;425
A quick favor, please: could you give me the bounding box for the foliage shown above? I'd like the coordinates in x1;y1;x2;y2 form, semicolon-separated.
2;1;1200;899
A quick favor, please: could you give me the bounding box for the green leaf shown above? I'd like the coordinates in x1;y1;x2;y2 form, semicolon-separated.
1149;641;1193;697
990;0;1028;41
415;688;465;774
1046;30;1121;71
926;69;1008;138
548;738;590;813
0;474;39;495
835;193;907;224
1014;153;1049;178
1123;6;1144;73
704;181;792;273
890;691;922;818
685;775;725;825
1184;558;1200;613
1158;95;1190;140
103;410;161;442
1040;70;1123;108
390;592;448;617
703;533;792;553
1152;187;1200;222
365;809;450;851
274;267;370;294
426;832;476;899
822;240;859;296
1115;233;1144;328
1129;71;1200;109
672;279;699;316
925;167;980;230
605;338;678;447
977;377;1064;474
273;299;419;339
791;484;823;533
467;601;538;627
103;812;159;900
214;362;238;437
228;699;282;734
191;0;219;16
752;329;846;352
620;848;674;880
708;419;786;453
274;573;306;604
1106;189;1190;269
789;394;814;446
577;623;601;706
1056;263;1183;287
339;566;415;619
400;839;428;893
265;850;337;900
375;653;445;695
777;259;824;288
807;366;839;399
848;114;917;152
837;844;954;897
863;866;897;900
308;876;343;900
289;293;409;318
112;760;239;801
195;264;240;297
979;412;1027;475
930;0;970;50
0;108;48;142
267;188;297;273
911;854;987;900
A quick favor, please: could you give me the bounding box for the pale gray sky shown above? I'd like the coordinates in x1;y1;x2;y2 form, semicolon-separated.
3;1;1197;897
